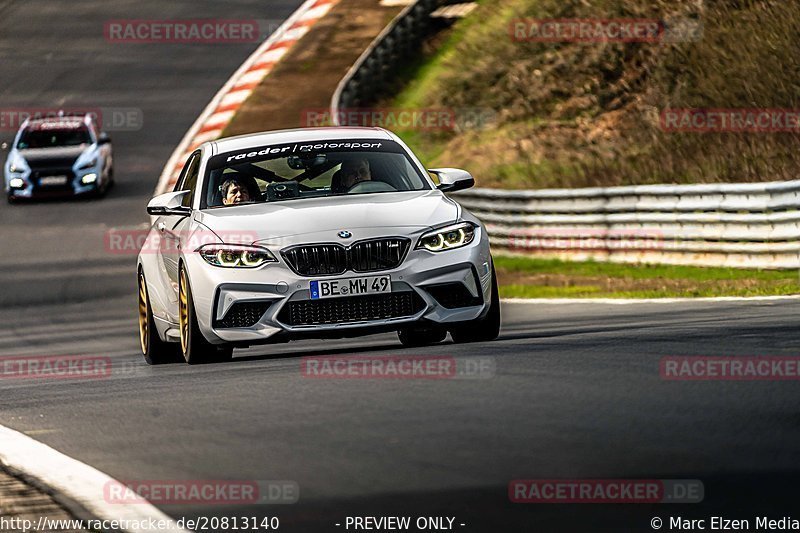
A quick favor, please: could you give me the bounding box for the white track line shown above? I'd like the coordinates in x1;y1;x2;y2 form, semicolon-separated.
502;295;800;304
0;425;189;533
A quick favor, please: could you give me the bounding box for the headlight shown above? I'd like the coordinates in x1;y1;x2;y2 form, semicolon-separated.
9;178;25;188
81;173;97;184
417;222;476;252
78;159;97;170
197;244;277;268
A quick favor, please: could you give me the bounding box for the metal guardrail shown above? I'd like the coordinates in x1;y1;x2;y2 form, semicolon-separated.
330;3;800;269
453;182;800;269
331;0;437;120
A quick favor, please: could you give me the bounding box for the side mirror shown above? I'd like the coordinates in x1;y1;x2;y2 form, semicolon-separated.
97;132;111;145
147;190;191;216
429;168;475;193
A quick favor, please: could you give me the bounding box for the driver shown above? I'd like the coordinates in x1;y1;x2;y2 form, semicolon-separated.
220;176;258;205
333;158;372;192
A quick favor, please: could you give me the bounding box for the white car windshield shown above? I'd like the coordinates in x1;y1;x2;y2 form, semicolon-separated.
202;140;430;208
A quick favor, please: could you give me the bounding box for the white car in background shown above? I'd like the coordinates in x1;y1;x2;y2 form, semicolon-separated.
137;127;500;364
3;114;114;202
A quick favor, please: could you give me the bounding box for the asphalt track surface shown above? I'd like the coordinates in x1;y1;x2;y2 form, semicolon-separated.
1;2;800;533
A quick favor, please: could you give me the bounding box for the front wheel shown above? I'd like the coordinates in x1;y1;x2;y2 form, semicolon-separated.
138;271;180;365
450;265;501;343
179;265;233;364
96;171;112;198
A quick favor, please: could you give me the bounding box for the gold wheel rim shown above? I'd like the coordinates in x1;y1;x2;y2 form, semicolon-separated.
138;274;149;355
179;269;189;356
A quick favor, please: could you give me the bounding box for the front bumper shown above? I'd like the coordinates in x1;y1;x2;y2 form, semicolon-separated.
6;168;102;199
182;231;493;346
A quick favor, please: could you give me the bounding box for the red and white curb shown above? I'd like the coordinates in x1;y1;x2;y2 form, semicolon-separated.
155;0;339;196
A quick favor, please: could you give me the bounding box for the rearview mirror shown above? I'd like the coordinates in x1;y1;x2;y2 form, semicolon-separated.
429;168;475;193
287;153;327;169
147;190;191;216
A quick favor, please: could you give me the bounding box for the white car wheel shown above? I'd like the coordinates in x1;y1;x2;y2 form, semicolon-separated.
138;271;180;365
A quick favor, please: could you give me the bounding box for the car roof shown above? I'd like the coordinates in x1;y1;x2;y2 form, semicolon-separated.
210;127;395;154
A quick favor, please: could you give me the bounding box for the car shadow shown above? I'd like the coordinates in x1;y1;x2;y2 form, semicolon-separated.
7;193;103;205
232;340;411;363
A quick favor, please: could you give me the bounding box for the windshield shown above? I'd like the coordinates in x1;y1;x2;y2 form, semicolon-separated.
17;124;92;149
202;139;430;208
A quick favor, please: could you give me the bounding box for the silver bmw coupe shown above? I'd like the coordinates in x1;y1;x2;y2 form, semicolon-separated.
137;127;499;364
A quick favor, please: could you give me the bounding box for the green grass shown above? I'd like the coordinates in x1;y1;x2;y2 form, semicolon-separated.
495;255;800;299
494;256;798;281
384;3;497;164
500;284;800;299
384;0;800;188
390;0;494;112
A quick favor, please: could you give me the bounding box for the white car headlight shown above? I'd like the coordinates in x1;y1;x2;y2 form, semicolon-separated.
417;222;476;252
197;244;277;268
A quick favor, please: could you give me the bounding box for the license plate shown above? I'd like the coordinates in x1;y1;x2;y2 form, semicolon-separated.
310;275;391;299
40;175;68;186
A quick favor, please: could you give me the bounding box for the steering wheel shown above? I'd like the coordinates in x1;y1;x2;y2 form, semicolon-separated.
347;181;397;194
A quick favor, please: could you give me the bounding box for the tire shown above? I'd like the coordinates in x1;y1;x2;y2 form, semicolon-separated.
179;265;233;364
450;265;501;344
94;166;114;198
105;167;115;193
96;174;111;198
138;271;180;365
7;194;16;204
398;326;446;347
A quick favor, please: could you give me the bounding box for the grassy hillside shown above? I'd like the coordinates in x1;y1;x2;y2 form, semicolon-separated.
389;0;800;188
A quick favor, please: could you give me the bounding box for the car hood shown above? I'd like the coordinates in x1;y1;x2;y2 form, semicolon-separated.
195;190;459;243
19;146;86;168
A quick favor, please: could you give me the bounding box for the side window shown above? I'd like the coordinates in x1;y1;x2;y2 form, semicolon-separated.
172;152;199;193
173;152;201;208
